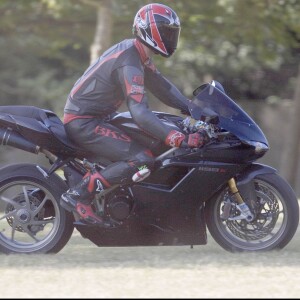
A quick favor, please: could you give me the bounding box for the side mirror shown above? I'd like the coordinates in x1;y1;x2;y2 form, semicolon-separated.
193;83;208;97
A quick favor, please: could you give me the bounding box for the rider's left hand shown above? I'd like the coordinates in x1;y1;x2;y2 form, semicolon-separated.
187;130;210;148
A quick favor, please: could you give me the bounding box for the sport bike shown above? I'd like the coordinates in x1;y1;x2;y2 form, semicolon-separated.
0;81;298;253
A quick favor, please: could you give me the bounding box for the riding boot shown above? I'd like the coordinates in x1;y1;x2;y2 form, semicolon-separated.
60;170;111;226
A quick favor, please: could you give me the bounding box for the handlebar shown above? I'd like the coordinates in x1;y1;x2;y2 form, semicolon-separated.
155;147;179;162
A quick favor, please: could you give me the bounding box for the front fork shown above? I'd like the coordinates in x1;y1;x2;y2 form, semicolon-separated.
222;178;255;222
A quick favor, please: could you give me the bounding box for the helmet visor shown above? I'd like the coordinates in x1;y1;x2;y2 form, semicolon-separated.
159;24;181;56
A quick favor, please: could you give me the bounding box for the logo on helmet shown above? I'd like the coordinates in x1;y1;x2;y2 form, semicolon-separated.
136;15;147;30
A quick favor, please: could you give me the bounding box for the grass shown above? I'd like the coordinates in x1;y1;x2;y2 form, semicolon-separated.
0;224;300;298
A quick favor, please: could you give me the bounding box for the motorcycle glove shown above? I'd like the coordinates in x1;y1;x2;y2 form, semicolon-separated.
165;130;186;147
186;131;210;148
165;130;209;148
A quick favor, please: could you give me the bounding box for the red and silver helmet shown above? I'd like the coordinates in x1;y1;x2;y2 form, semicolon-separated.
133;3;181;57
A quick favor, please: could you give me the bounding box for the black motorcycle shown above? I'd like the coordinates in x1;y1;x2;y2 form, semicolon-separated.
0;81;298;254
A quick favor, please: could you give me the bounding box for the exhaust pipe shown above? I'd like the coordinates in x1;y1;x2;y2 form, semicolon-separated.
0;127;40;154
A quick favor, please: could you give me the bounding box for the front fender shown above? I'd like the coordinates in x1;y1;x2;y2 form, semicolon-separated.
236;163;277;205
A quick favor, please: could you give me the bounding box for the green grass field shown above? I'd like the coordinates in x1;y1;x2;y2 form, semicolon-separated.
1;219;300;298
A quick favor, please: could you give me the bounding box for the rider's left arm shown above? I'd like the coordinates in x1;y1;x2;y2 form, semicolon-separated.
144;64;190;115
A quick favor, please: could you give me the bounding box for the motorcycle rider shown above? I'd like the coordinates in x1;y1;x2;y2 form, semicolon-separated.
60;3;210;226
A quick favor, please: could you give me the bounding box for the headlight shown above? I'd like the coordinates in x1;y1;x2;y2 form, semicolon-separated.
247;141;269;154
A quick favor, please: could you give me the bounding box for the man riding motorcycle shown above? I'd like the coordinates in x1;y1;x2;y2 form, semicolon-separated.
60;3;210;226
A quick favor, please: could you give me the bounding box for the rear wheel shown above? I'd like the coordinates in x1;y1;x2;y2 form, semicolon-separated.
0;164;74;254
206;173;299;252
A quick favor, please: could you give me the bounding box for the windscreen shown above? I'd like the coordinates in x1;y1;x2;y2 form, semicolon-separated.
189;83;268;145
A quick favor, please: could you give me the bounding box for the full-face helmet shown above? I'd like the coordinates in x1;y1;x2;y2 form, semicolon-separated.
133;3;181;57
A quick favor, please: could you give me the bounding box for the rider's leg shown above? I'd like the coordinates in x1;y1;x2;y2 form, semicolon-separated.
61;118;155;226
60;154;154;225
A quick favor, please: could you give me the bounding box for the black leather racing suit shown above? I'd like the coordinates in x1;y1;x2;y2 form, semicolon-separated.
64;38;189;186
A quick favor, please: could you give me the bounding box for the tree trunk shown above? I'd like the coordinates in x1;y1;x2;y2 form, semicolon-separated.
280;64;300;188
90;0;112;64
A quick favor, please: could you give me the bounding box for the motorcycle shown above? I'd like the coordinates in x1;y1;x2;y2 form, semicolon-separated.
0;80;298;254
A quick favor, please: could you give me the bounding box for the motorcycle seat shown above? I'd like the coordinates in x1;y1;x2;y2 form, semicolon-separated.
0;105;80;150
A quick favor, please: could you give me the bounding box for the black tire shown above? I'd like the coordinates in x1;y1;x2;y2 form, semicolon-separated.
205;173;299;252
0;163;74;254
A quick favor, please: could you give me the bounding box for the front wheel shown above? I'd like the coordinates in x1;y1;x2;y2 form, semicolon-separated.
0;164;74;254
206;173;299;252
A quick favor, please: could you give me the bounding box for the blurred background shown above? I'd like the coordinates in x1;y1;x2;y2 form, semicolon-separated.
0;0;300;194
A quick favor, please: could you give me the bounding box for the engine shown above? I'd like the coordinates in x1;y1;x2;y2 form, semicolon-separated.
105;190;134;222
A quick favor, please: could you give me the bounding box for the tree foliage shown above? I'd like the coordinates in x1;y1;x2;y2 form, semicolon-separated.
0;0;299;115
160;0;300;100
